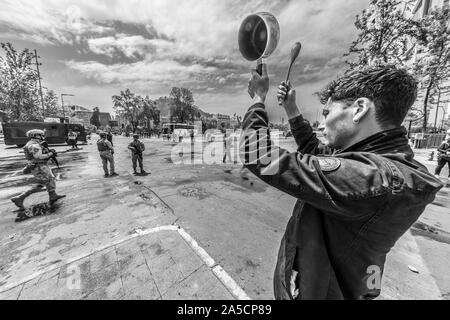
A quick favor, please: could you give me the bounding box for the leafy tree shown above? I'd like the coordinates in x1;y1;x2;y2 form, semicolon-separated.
139;96;160;129
0;42;43;121
345;0;420;69
112;89;143;133
412;7;450;131
429;84;450;129
170;87;199;123
43;89;60;118
90;107;101;128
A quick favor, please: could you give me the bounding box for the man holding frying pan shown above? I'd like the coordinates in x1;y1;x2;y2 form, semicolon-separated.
241;63;443;300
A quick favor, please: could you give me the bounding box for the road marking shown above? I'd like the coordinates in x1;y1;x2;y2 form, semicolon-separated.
0;225;250;300
213;265;250;300
177;228;216;268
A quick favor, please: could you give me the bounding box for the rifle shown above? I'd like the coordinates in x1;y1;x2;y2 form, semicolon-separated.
41;141;60;169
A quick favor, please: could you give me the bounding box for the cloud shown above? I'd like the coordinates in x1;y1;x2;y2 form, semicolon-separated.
66;59;218;90
87;34;172;59
0;0;371;119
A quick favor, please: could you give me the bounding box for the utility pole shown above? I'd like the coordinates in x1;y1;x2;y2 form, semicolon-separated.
33;49;45;119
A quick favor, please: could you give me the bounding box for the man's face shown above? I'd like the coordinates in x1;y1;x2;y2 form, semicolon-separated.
322;99;358;149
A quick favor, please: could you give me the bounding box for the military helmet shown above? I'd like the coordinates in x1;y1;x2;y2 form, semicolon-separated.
133;134;140;138
27;129;45;139
98;131;107;137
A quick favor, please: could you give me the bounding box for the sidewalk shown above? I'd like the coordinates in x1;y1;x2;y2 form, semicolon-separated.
0;227;242;300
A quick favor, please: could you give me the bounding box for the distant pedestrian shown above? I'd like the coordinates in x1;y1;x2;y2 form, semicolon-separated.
128;134;147;175
67;129;79;150
97;132;118;178
435;137;450;179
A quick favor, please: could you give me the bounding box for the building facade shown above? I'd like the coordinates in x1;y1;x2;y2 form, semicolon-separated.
66;105;112;128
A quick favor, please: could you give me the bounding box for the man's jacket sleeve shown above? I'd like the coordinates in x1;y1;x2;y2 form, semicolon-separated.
240;103;392;219
288;115;333;155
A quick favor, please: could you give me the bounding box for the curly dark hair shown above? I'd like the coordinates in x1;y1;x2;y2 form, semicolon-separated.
317;65;418;129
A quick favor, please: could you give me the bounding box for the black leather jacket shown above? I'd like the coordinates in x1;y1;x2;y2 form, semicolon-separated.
240;103;443;300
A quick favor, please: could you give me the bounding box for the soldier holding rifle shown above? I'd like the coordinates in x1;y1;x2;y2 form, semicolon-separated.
11;130;66;209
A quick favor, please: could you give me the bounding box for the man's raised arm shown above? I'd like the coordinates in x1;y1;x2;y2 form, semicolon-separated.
277;82;332;156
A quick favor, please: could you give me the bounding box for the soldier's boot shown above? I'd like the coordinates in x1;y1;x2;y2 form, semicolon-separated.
49;191;66;204
11;187;44;209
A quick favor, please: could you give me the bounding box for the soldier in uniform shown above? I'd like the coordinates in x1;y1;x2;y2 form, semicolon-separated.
242;64;443;300
11;129;66;209
67;129;79;150
435;137;450;179
128;134;147;175
97;131;118;178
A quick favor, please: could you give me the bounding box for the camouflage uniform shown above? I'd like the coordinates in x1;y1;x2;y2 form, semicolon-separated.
25;139;57;193
97;135;116;177
11;130;65;209
128;136;146;173
67;131;79;149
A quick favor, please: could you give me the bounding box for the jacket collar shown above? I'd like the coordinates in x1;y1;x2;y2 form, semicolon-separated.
339;127;413;159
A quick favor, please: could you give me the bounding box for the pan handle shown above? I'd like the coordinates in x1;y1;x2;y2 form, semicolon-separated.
256;58;264;76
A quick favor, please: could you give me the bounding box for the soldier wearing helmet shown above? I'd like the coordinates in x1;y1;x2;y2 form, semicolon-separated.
97;131;118;178
11;129;66;209
128;133;147;175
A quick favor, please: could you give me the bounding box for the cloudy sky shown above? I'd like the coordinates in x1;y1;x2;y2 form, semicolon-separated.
0;0;370;123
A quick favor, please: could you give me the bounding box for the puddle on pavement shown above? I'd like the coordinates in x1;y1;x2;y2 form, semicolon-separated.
162;169;267;194
15;202;63;223
179;186;211;200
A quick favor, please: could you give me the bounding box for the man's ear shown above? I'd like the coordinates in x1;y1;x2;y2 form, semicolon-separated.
352;98;372;123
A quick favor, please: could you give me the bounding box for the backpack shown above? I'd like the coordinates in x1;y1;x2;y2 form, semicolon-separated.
97;140;109;152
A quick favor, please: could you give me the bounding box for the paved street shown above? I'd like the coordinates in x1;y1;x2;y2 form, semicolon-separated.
0;135;449;300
